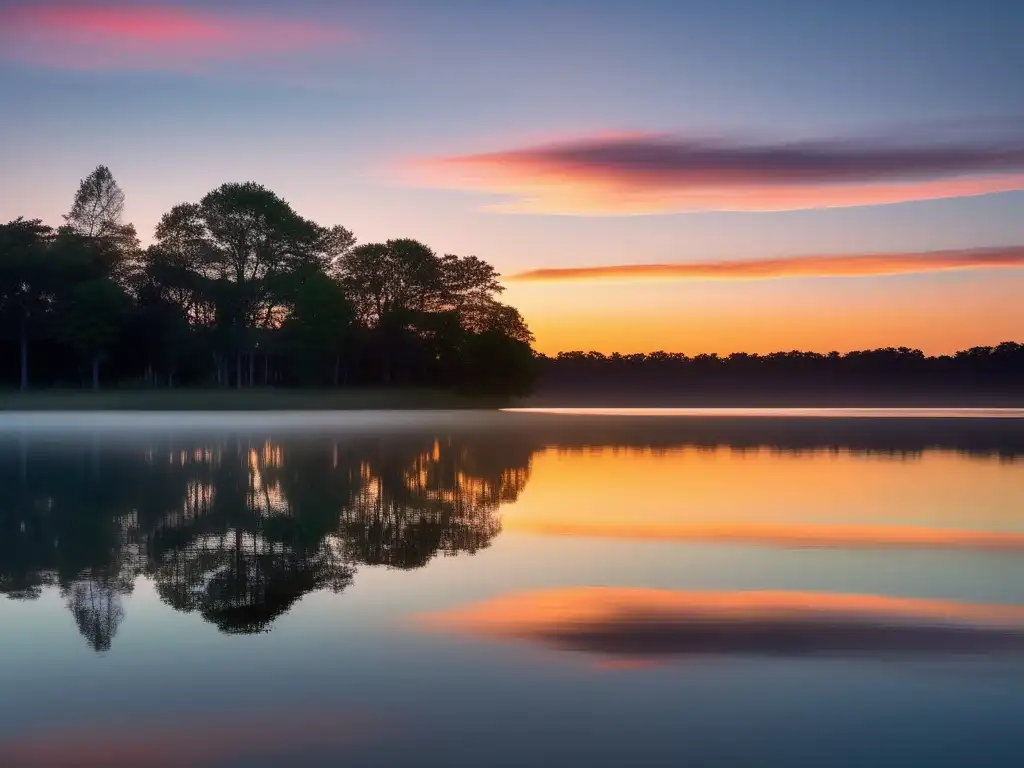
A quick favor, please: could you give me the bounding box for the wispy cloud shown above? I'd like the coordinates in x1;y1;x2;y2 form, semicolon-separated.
0;2;350;72
418;588;1024;661
506;246;1024;283
411;132;1024;214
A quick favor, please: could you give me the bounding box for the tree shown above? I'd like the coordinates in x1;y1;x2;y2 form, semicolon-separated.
0;218;54;390
280;268;355;385
462;327;536;396
60;278;131;389
435;253;504;327
481;303;534;345
65;166;125;238
2;172;542;394
64;165;141;285
338;239;443;327
154;183;338;386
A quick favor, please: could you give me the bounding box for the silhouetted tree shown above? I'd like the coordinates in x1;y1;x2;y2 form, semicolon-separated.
60;278;131;389
0;218;54;390
280;268;355;385
535;345;1024;404
63;165;141;286
154;182;337;387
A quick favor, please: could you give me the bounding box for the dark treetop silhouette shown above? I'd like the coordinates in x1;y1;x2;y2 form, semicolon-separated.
1;165;1021;401
0;166;534;396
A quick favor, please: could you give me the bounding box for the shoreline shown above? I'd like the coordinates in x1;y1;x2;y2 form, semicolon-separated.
2;388;1023;412
0;389;508;412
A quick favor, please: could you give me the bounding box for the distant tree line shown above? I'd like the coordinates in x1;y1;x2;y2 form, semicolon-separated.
0;166;535;395
536;345;1024;403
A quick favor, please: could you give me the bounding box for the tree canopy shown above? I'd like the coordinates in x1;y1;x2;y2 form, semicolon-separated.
0;167;535;395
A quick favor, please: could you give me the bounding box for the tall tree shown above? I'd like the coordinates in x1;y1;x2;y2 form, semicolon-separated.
63;165;141;286
338;239;443;327
0;219;54;390
154;183;337;386
64;166;125;238
280;268;355;386
60;278;131;389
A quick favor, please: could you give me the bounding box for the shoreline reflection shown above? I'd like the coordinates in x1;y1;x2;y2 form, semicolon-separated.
2;417;1022;651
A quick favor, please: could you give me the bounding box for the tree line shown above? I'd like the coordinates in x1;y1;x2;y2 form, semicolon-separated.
0;166;535;395
536;345;1024;402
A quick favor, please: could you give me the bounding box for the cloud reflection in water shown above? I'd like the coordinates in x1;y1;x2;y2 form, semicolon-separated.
419;588;1024;661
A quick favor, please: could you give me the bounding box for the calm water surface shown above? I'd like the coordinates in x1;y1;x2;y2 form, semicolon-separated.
1;410;1023;767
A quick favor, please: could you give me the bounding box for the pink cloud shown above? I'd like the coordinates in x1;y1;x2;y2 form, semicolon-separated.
409;133;1024;214
0;3;350;71
506;246;1024;283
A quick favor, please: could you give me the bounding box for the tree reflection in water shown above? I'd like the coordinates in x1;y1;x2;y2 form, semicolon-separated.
2;416;1020;651
0;433;531;648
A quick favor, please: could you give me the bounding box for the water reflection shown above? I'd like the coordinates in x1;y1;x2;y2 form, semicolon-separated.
419;587;1024;661
1;414;1022;653
0;434;530;646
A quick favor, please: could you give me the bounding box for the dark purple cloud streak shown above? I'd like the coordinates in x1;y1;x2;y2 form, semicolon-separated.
415;132;1024;213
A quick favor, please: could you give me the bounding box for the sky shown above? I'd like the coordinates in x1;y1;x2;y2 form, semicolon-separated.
1;0;1022;355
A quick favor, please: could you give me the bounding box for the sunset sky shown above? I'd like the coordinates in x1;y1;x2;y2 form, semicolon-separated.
1;0;1022;354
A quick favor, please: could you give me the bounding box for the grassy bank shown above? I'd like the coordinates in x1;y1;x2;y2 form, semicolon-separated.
0;388;512;411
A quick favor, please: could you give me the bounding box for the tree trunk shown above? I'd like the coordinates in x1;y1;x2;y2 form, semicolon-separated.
333;355;341;387
91;355;100;390
19;325;28;392
249;352;255;388
236;354;242;390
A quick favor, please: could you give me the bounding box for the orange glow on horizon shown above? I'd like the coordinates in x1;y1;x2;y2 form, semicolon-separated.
504;276;1024;356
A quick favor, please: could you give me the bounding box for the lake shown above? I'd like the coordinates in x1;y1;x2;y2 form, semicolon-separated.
1;409;1024;767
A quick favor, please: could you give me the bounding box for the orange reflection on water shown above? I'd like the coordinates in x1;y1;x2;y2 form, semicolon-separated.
506;520;1024;551
503;446;1024;538
422;588;1024;633
418;588;1024;661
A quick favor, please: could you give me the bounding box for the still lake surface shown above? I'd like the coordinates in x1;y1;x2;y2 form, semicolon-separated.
1;409;1024;767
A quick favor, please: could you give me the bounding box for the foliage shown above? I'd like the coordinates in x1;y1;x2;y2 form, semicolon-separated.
0;168;535;394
